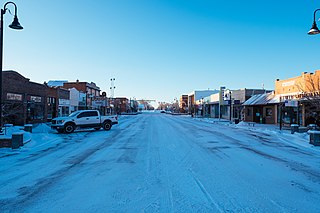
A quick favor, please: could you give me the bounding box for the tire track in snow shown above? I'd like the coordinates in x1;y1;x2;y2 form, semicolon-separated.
157;115;241;212
163;116;308;211
170;116;320;182
189;168;223;212
0;116;140;211
143;115;174;213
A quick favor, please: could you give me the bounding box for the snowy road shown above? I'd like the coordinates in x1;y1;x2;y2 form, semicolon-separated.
1;113;320;212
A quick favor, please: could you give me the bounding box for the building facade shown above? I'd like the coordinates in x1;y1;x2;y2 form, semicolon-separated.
243;92;279;124
188;90;219;116
113;97;130;114
3;71;47;125
62;80;101;110
275;71;320;126
179;95;188;113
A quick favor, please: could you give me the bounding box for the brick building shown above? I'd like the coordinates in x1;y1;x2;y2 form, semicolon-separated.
46;86;70;120
62;80;101;110
3;70;47;125
275;70;320;126
113;97;129;114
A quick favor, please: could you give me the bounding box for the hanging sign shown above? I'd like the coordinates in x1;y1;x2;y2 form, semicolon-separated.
284;100;298;107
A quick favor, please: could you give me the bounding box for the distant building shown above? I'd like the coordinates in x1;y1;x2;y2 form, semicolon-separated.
69;88;80;113
179;95;188;113
188;90;219;115
138;104;145;111
62;80;101;110
47;80;68;87
113;97;129;114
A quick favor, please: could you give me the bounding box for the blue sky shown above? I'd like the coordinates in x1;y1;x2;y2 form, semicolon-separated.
3;0;320;103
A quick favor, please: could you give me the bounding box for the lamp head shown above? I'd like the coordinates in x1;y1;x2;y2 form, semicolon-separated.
308;21;320;35
9;16;23;30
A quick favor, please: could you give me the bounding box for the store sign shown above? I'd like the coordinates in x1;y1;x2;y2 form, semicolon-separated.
7;93;22;101
282;81;295;87
219;86;226;104
31;96;42;103
234;100;240;104
285;100;298;107
59;99;70;106
92;100;107;107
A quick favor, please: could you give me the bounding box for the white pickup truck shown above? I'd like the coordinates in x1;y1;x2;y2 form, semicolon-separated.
51;110;118;133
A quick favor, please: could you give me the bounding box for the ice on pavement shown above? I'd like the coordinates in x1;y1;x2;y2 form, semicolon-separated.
0;114;319;212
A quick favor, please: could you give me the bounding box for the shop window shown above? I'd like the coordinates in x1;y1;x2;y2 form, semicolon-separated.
61;106;70;117
266;108;272;117
27;102;44;122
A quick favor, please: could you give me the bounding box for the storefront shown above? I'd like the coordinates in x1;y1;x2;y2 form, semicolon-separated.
26;95;45;123
3;71;48;125
243;93;279;124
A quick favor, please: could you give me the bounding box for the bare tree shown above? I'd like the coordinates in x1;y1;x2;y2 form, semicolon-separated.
296;74;320;125
2;102;24;124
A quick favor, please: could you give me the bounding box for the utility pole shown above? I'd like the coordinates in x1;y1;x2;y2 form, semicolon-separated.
109;78;115;114
110;78;115;98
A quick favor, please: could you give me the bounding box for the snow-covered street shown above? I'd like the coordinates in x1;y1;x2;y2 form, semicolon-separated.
1;113;320;212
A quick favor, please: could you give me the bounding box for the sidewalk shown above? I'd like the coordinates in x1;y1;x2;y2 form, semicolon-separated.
193;117;320;150
194;117;288;132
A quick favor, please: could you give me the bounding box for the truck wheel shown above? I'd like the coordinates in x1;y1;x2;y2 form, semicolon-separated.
103;121;112;131
64;123;75;133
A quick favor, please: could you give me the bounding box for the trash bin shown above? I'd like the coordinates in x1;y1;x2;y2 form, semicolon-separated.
297;126;307;133
290;124;299;134
12;132;23;149
308;124;317;130
309;130;320;146
24;124;32;133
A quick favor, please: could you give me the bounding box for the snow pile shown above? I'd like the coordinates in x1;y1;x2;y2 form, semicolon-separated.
32;123;54;133
0;125;31;143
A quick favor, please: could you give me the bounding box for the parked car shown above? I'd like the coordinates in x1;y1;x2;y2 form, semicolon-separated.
51;110;118;133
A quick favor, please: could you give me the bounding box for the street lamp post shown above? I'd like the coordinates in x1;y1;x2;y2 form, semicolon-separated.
0;1;23;132
229;91;232;122
110;78;115;98
308;9;320;35
109;78;115;115
201;97;204;117
225;89;232;122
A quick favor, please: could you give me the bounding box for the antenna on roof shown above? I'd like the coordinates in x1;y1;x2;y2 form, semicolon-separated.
262;83;266;94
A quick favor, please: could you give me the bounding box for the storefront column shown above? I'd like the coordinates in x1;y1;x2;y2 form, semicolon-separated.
302;104;306;126
274;105;278;124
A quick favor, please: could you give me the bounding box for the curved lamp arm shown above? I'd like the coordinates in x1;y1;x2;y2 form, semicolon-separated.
312;9;320;22
308;9;320;35
2;1;23;30
3;1;18;16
